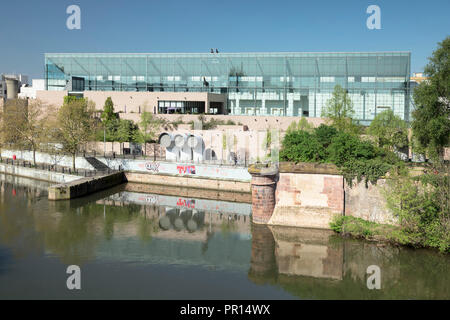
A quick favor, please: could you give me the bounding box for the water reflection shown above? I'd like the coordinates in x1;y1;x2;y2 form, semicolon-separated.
249;224;450;299
0;176;448;299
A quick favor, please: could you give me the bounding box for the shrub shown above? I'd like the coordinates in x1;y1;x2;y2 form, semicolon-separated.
328;132;377;166
384;171;449;253
314;124;338;149
280;130;322;162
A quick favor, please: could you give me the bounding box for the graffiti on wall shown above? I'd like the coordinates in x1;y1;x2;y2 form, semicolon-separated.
177;165;196;175
177;198;196;209
144;162;160;172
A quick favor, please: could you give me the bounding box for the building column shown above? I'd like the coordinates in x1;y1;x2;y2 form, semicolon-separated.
261;97;268;116
248;165;278;224
235;98;240;115
287;94;294;116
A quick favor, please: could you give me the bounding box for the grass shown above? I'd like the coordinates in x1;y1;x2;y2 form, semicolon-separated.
330;215;423;248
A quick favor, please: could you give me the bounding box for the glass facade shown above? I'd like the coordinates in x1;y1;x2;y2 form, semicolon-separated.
45;52;412;122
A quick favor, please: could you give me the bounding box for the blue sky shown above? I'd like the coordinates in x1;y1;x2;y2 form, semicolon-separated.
1;0;449;79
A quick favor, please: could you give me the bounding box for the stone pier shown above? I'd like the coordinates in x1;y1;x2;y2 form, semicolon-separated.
248;164;278;224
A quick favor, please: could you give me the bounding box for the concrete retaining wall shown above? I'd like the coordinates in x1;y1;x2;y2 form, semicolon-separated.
0;163;80;184
125;172;250;193
100;158;251;181
48;172;125;200
3;149;251;182
1;150;94;170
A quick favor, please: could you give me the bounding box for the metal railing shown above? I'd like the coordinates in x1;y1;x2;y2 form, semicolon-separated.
0;157;118;177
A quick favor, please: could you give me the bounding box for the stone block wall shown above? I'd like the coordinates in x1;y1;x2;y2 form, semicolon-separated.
275;173;344;213
250;162;396;229
344;179;398;225
270;172;344;229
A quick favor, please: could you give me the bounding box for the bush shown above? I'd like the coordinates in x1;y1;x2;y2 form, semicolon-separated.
279;130;323;162
314;124;338;149
384;171;449;253
328;132;377;166
280;124;395;185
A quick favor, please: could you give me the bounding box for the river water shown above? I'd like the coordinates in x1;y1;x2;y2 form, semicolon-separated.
0;174;448;299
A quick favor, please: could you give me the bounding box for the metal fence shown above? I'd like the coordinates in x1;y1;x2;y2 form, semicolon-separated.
0;157;117;177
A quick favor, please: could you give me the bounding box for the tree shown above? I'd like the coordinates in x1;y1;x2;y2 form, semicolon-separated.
116;119;139;153
369;109;408;151
0;99;54;166
412;36;450;161
100;97;119;142
322;84;357;133
134;112;166;155
54;97;97;170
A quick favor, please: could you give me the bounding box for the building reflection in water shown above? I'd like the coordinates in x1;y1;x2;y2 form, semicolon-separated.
1;177;449;299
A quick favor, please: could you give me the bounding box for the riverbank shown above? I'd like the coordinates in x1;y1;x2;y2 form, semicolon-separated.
330;215;449;253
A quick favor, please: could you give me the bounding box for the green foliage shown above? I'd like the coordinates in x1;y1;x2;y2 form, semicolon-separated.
134;112;167;144
280;125;393;185
55;98;97;169
321;84;358;133
384;169;449;253
412;36;450;160
314;124;338;149
63;95;84;105
279;130;323;162
222;133;227;150
96;98;141;143
328;132;376;166
101;97;117;123
116;119;139;143
340;158;391;186
286;118;314;134
330;215;410;244
369;109;409;150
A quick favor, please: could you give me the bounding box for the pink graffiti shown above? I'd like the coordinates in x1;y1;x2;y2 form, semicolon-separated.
177;165;196;174
177;198;195;209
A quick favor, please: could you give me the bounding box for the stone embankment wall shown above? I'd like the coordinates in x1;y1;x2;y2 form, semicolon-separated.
0;163;80;184
3;149;251;195
249;162;396;229
48;172;125;200
344;178;398;225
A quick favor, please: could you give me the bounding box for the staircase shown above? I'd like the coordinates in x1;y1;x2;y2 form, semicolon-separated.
84;157;111;172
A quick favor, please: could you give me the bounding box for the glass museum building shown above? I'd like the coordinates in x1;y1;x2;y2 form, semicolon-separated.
45;52;412;123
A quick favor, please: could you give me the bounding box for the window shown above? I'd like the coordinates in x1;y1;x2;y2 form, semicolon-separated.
320;77;335;83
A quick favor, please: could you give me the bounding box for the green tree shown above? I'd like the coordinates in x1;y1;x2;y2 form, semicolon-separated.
100;97;119;142
134;112;167;155
116;119;139;153
369;109;408;150
322;84;357;133
54;97;97;170
412;36;450;160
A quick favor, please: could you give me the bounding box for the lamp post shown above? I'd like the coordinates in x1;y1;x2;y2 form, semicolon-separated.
103;125;106;156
